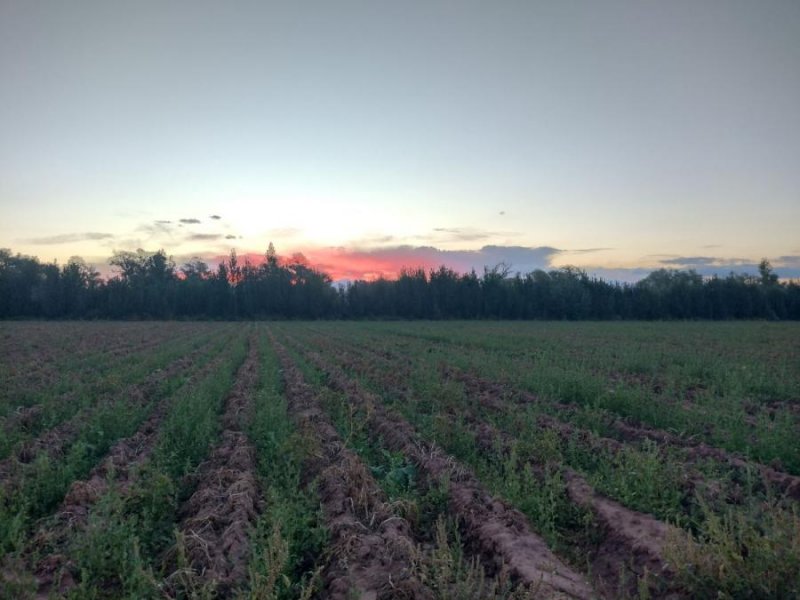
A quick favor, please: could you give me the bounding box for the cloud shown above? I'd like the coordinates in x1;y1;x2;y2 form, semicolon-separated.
179;218;201;224
660;256;717;266
192;244;560;282
302;244;561;281
590;255;800;281
225;234;238;240
137;221;176;237
357;235;396;245
431;227;494;242
564;247;614;255
209;215;221;220
411;226;520;245
186;233;223;241
777;255;800;265
22;232;114;245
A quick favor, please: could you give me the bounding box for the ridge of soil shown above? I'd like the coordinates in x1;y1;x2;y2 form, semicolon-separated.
303;349;595;600
0;337;218;487
162;336;262;597
292;337;672;596
446;365;800;501
30;344;235;597
468;417;682;599
272;337;433;600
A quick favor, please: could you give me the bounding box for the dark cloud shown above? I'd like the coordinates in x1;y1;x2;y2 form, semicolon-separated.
363;235;396;244
351;234;396;246
179;218;201;224
225;234;237;240
431;227;492;241
209;215;221;220
499;211;505;215
138;221;175;237
313;244;562;280
421;227;519;243
22;232;114;245
566;247;614;254
660;256;716;266
572;254;800;283
186;233;222;241
630;255;800;281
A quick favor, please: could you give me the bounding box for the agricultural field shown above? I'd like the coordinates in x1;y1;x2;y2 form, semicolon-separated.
0;321;799;599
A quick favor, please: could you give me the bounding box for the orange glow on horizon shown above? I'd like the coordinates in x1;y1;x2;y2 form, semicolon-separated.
210;248;443;282
306;248;439;281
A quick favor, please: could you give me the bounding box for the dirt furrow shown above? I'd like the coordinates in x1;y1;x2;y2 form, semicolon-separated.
30;344;236;596
469;418;681;598
271;337;433;600
1;327;183;412
301;349;595;599
447;365;800;501
162;336;261;597
0;337;218;487
312;336;800;500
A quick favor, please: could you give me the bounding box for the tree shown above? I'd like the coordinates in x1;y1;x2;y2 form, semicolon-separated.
759;259;779;286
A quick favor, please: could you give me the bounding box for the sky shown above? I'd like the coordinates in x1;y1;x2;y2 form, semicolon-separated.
1;1;799;281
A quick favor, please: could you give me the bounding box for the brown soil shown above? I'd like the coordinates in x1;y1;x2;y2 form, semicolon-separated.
162;337;262;597
0;325;178;413
0;337;217;487
466;414;681;599
447;365;800;501
271;336;433;600
163;432;261;597
610;420;800;501
304;351;595;600
29;342;235;597
563;469;678;597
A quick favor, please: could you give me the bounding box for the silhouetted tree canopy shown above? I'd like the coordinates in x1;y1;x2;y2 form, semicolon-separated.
0;247;798;320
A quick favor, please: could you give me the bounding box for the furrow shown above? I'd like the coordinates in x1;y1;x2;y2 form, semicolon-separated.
271;335;434;600
302;348;596;599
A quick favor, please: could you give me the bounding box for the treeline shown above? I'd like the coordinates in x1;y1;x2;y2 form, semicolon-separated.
1;246;799;320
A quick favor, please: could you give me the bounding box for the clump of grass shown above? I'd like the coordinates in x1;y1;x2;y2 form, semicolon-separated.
415;515;539;599
244;332;326;600
66;488;162;599
666;499;800;598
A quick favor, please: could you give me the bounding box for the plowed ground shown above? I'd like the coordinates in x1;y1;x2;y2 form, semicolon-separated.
0;321;798;599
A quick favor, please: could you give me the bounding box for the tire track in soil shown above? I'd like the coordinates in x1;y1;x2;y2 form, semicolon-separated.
297;347;596;600
28;342;237;597
161;335;262;598
271;335;434;600
0;335;222;488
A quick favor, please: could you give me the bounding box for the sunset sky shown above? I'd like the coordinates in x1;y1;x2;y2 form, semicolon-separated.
2;1;799;281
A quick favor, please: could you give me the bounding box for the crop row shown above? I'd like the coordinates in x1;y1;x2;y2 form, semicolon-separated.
276;322;800;598
1;321;797;599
